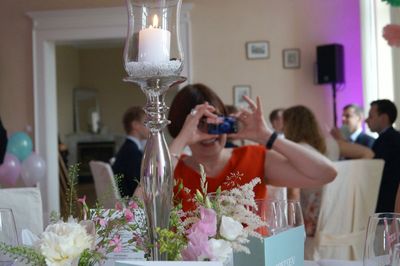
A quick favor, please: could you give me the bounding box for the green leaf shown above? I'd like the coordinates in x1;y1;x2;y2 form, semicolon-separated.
382;0;400;7
0;242;46;266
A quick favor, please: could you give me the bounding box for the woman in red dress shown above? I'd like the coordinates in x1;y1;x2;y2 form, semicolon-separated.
167;83;337;211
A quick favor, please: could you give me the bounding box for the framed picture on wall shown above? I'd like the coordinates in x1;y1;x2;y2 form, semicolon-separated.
246;41;269;59
283;48;301;69
233;85;251;108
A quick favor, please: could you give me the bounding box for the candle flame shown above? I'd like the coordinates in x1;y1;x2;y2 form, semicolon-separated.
152;15;159;28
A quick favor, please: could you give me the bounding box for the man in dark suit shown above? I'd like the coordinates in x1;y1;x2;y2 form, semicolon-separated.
366;99;400;212
0;118;7;164
342;104;375;148
112;106;148;197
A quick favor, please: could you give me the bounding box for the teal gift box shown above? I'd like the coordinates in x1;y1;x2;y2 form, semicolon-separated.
234;225;305;266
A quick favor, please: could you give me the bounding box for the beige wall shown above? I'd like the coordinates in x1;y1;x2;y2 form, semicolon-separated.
0;0;361;140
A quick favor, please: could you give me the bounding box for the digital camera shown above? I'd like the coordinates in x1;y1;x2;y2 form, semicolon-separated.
206;116;238;134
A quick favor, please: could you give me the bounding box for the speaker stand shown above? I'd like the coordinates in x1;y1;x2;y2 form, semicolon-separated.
331;82;337;128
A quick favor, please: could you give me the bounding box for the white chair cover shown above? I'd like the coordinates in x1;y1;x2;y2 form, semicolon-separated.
306;159;384;260
89;160;121;208
0;187;43;239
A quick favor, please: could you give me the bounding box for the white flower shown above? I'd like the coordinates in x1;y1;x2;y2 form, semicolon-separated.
37;221;94;266
208;238;232;262
219;216;243;241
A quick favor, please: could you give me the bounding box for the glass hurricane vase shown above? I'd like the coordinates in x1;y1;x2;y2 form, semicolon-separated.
123;0;185;261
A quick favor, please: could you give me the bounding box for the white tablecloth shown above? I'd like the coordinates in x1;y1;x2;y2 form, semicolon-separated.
305;260;362;266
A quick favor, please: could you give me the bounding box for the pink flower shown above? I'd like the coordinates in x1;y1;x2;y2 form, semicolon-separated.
188;207;217;238
383;24;400;47
78;195;87;205
181;227;213;261
78;195;88;220
109;234;122;253
124;209;134;222
115;201;123;211
181;207;217;261
99;218;107;227
128;200;138;209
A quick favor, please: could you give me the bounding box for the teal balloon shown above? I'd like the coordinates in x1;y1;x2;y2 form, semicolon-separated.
6;132;33;161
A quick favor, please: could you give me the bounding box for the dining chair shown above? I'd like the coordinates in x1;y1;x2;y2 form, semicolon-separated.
306;159;384;261
89;160;121;209
0;187;43;239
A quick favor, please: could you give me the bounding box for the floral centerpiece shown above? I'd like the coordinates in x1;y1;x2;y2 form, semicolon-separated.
0;164;266;265
0;165;147;266
157;165;267;263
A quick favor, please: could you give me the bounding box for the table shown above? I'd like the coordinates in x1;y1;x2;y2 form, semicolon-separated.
305;260;362;266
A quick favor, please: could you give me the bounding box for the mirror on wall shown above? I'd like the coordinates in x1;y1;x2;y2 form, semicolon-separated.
73;88;100;133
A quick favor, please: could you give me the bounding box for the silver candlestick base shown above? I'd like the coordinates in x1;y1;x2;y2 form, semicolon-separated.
124;76;186;260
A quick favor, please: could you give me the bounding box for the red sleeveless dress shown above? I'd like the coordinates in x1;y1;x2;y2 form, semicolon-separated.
173;145;268;211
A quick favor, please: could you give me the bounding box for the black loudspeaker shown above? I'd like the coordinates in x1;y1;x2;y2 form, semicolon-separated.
316;44;344;84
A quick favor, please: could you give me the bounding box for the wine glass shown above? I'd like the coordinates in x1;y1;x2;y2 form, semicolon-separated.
391;243;400;266
0;208;19;266
253;199;286;236
282;200;306;241
363;213;400;266
284;200;305;228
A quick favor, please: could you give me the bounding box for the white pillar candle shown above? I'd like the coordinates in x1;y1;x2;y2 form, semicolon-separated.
138;15;171;63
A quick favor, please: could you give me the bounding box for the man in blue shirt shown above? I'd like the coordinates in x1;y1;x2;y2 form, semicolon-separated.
341;104;375;148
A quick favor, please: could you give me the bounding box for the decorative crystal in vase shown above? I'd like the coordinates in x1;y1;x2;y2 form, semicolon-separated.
123;0;186;261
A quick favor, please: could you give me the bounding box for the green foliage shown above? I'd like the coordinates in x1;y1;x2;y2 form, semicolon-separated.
78;249;103;266
382;0;400;7
0;242;46;266
156;228;187;261
66;164;80;219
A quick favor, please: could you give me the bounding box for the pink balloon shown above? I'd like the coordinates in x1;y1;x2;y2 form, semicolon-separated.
0;153;21;186
21;153;46;186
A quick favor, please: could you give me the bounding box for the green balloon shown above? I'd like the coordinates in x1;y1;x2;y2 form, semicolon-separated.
6;132;33;161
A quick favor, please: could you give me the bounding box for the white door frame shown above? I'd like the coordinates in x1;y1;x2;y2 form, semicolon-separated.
27;5;192;220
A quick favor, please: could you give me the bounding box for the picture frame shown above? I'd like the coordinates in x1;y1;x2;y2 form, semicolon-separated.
233;85;251;108
246;41;269;59
283;48;301;69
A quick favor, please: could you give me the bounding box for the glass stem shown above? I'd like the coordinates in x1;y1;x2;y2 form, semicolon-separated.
141;85;173;261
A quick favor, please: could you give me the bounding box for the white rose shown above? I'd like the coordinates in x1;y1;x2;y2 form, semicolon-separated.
208;238;233;262
38;221;93;266
219;216;243;241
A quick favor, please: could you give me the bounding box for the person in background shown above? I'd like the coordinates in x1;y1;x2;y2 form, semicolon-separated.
283;105;374;236
331;104;375;149
366;99;400;213
167;83;336;211
113;106;149;197
269;108;285;135
0;118;7;164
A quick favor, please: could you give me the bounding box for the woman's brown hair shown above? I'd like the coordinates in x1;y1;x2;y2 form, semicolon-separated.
167;83;226;138
283;105;326;154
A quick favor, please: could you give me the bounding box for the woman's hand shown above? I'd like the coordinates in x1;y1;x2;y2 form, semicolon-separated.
169;103;218;157
229;96;272;144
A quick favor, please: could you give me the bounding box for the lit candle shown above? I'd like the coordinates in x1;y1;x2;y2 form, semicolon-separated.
138;15;171;63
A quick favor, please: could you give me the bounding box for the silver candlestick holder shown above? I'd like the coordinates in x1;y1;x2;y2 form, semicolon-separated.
123;0;185;261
